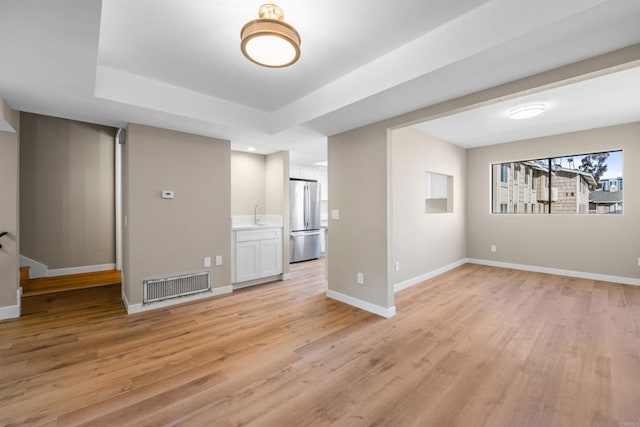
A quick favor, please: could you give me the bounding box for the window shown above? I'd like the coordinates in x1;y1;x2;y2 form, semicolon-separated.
492;150;623;215
501;164;509;183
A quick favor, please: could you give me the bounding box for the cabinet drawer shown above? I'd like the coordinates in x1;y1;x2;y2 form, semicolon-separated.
236;228;282;242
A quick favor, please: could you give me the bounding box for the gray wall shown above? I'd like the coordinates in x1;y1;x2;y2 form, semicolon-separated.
391;127;466;285
467;122;640;279
328;122;393;310
0;98;19;311
122;124;231;305
20;113;115;269
231;151;265;215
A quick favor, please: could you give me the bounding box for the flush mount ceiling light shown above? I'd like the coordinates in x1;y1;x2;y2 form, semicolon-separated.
240;4;301;68
508;104;546;119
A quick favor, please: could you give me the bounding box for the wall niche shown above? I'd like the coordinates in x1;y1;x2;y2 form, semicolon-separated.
425;171;453;213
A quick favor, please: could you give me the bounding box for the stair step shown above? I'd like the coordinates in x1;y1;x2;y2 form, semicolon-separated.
20;266;30;288
22;270;121;297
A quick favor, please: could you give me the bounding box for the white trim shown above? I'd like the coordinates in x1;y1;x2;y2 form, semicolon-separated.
115;130;123;271
0;288;21;320
48;263;116;277
467;258;640;287
232;274;285;290
125;285;234;315
20;255;47;279
121;285;131;312
394;258;467;293
281;273;292;280
326;290;396;318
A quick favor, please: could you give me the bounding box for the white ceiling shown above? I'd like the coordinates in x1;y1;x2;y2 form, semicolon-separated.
412;65;640;148
1;0;640;164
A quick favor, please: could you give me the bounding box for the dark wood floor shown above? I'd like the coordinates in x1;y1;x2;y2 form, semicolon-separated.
1;260;639;426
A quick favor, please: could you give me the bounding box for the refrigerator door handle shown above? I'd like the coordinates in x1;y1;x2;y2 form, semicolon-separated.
305;184;310;228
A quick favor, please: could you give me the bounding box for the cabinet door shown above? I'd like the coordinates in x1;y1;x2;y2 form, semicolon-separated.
318;167;328;201
320;228;326;254
236;241;260;282
259;238;283;277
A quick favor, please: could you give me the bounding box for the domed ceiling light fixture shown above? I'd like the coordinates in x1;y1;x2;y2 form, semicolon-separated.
240;4;301;68
508;104;546;119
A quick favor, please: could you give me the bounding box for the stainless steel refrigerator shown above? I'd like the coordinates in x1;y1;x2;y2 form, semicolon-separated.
289;179;321;263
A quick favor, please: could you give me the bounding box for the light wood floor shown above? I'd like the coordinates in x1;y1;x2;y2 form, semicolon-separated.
1;260;639;426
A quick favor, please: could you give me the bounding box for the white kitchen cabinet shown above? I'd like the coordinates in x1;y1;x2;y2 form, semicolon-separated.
318;167;328;201
235;240;260;282
289;164;303;180
290;164;329;201
320;228;326;255
259;238;282;277
234;227;282;285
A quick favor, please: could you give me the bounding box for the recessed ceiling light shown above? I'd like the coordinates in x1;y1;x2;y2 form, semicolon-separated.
247;146;256;152
240;4;301;68
508;104;546;119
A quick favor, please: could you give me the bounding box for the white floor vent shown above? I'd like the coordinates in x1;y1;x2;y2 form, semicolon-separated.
143;272;211;304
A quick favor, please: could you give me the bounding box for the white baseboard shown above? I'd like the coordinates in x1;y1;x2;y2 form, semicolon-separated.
0;288;22;320
467;258;640;287
394;259;467;293
281;273;292;280
125;285;234;315
20;255;47;279
48;263;116;277
232;274;285;290
121;285;131;312
326;290;396;318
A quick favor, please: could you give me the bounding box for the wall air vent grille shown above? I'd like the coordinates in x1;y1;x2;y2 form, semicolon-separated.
143;272;210;304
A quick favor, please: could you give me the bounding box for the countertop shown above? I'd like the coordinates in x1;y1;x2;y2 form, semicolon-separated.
232;224;282;231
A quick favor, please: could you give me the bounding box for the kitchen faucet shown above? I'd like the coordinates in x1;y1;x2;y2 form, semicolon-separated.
254;204;261;225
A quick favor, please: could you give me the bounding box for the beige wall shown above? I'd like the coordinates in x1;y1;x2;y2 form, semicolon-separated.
327;45;640;317
20;113;115;269
328;122;393;310
265;152;286;215
265;151;290;274
391;127;466;285
123;124;231;305
231;151;265;215
0;99;19;311
467;122;640;279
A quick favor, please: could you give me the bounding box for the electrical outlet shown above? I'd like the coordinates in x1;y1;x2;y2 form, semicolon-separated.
216;255;222;266
357;272;364;285
204;256;211;268
490;245;497;253
394;261;400;272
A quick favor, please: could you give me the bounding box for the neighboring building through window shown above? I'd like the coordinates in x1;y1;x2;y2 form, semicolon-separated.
501;164;509;183
491;150;623;214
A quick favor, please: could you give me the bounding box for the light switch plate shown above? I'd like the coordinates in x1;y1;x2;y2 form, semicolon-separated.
215;255;222;266
331;209;340;220
204;256;211;268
